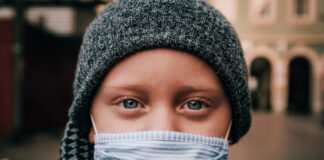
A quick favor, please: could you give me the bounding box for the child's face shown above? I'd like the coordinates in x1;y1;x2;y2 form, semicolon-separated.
89;49;231;143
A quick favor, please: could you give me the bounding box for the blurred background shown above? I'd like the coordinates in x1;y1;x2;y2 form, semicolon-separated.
0;0;323;159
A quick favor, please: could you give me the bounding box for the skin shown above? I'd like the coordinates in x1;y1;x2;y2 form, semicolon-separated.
88;48;231;143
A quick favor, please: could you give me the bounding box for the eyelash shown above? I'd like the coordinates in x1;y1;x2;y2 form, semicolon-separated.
181;97;210;108
112;96;144;106
112;96;210;109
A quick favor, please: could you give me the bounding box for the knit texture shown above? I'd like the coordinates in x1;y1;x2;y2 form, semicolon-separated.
60;0;252;159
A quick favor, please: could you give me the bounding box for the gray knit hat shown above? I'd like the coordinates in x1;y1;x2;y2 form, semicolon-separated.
60;0;251;159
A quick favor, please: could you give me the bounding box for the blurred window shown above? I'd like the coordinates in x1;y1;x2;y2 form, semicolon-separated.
96;0;114;15
0;7;14;19
26;7;75;36
205;0;238;23
287;0;317;27
248;0;277;26
296;0;309;17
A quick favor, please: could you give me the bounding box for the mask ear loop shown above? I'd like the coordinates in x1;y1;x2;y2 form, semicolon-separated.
90;114;98;135
224;121;232;148
225;121;231;140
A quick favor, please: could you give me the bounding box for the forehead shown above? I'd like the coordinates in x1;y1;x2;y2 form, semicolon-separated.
101;48;224;92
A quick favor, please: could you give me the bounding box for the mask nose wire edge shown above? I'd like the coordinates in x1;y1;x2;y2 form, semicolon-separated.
90;114;232;147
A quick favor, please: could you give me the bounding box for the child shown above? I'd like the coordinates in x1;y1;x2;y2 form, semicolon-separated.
60;0;251;159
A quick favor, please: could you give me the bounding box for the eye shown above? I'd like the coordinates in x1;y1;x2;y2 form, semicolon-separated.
122;99;140;109
183;100;207;110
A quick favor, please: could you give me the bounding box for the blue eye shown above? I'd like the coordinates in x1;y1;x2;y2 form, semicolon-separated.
123;99;139;109
186;101;203;110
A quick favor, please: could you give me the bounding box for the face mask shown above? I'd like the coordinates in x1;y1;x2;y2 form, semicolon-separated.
90;115;231;160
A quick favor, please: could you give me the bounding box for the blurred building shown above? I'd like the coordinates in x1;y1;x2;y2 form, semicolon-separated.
0;0;323;137
207;0;324;115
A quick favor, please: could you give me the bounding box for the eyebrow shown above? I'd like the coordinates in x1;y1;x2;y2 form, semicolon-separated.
103;83;223;96
102;84;149;96
175;84;223;98
175;85;226;106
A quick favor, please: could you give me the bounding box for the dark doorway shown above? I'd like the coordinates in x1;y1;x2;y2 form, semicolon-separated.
22;24;81;132
288;57;311;114
250;58;272;111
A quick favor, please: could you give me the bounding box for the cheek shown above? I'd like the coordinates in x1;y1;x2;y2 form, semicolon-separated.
91;92;232;136
179;104;231;137
91;99;122;133
91;101;147;133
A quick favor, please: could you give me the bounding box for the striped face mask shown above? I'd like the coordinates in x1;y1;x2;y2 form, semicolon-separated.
90;115;231;160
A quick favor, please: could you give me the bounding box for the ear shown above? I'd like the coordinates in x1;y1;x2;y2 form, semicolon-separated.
88;127;95;144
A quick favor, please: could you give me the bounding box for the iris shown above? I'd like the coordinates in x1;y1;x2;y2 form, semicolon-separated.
123;99;139;109
187;101;203;110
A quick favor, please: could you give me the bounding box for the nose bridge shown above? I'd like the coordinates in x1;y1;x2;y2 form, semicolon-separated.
148;103;179;131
